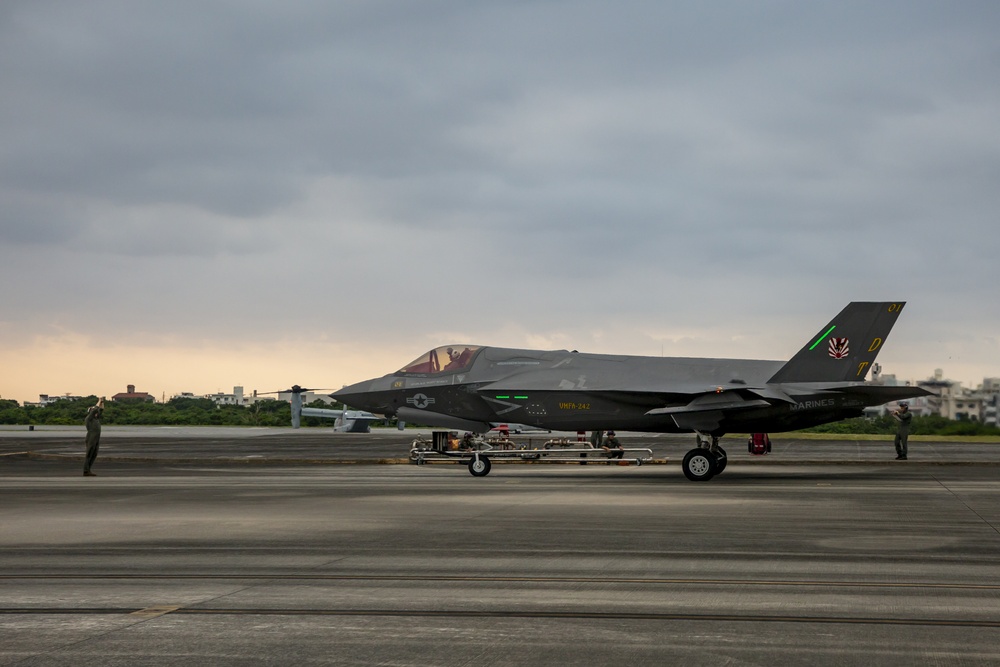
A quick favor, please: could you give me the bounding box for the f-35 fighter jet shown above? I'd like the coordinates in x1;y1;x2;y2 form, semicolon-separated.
332;302;929;481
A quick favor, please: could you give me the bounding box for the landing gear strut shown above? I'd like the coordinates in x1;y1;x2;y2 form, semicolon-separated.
681;434;728;482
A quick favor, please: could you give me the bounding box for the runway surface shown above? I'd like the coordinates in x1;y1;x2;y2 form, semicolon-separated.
3;425;1000;465
3;427;1000;665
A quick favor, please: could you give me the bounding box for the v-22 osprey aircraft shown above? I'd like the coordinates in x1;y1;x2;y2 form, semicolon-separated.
332;302;930;481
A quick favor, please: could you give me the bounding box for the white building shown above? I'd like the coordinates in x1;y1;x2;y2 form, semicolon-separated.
203;386;250;406
24;393;85;407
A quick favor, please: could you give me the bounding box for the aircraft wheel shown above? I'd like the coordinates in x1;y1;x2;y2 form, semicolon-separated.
682;448;716;482
715;446;728;474
468;456;492;477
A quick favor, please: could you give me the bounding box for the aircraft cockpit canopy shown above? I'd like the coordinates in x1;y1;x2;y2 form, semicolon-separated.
398;345;481;374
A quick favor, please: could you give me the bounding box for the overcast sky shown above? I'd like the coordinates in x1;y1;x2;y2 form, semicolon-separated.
2;1;999;404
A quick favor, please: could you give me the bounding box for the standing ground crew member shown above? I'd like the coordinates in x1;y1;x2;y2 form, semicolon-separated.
84;397;104;476
892;401;911;460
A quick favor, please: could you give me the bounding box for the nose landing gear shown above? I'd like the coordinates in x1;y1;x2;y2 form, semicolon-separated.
468;454;492;477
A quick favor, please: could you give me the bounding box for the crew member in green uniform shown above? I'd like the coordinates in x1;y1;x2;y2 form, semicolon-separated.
603;430;624;461
84;397;104;476
892;401;911;460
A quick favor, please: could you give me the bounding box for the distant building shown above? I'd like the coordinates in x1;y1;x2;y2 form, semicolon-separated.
984;393;999;427
976;379;1000;426
982;378;1000;393
171;388;280;407
24;393;84;407
916;369;956;418
204;386;251;406
111;384;155;403
908;370;1000;423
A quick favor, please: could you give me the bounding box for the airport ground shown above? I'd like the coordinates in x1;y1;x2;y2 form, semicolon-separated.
2;427;1000;665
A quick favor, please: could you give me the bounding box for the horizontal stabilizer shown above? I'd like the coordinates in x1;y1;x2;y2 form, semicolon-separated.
826;384;933;402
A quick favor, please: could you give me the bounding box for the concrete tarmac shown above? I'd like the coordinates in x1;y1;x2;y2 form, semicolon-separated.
3;425;1000;465
3;427;1000;665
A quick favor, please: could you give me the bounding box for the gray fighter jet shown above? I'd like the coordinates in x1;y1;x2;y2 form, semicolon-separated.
332;302;930;481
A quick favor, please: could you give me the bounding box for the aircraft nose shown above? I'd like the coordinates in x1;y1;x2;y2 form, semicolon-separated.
332;379;384;412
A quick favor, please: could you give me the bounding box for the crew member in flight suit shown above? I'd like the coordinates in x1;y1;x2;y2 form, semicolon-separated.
892;402;912;460
83;397;104;476
603;430;624;461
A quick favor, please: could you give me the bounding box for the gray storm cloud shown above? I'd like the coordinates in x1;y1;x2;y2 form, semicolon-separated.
1;1;998;391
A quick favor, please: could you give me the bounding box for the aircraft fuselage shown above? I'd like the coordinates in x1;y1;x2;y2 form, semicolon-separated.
332;346;895;436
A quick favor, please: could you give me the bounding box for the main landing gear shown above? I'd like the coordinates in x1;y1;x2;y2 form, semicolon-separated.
681;434;728;482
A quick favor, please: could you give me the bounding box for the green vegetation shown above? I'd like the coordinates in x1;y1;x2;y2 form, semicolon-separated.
802;414;1000;437
0;396;346;427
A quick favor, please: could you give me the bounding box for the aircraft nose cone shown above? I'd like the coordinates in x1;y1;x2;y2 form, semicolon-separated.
332;379;384;413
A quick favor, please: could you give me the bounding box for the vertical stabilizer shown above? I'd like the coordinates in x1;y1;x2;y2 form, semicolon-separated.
767;302;907;384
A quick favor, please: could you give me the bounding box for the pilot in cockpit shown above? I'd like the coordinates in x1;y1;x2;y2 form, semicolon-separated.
445;347;464;371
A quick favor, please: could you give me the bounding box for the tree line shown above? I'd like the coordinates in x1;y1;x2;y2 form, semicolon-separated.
0;396;347;428
803;413;1000;437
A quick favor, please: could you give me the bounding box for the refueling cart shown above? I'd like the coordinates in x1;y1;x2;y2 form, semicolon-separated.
409;431;653;477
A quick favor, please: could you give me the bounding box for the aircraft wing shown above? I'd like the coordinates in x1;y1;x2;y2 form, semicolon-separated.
641;389;776;432
644;393;772;416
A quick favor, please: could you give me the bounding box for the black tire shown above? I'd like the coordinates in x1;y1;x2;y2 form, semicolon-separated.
682;448;716;482
715;446;727;474
468;456;492;477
